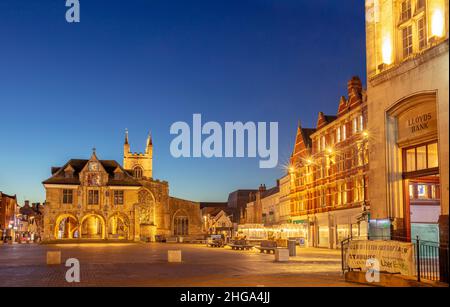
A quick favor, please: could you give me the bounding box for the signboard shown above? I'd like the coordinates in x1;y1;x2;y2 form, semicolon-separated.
346;240;415;276
397;101;437;145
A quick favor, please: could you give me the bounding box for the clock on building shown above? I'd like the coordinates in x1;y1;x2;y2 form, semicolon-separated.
88;161;99;171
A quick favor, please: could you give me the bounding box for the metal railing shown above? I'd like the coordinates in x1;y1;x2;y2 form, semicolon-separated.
341;236;449;283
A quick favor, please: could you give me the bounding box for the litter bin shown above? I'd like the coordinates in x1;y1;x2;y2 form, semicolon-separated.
288;240;297;256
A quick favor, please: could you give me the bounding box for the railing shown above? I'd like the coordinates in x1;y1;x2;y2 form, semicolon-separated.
341;236;449;283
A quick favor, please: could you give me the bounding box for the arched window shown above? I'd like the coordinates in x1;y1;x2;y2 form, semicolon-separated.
174;215;189;236
133;166;143;179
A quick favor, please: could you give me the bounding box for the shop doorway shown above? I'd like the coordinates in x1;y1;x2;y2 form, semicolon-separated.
403;141;440;243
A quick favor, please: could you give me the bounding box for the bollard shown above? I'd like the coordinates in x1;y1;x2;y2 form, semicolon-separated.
275;248;289;262
168;250;182;263
47;251;61;265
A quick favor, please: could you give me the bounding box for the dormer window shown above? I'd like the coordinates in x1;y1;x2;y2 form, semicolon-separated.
64;165;75;178
113;166;124;180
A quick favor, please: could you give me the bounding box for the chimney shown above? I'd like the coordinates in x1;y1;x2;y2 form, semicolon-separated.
347;76;362;97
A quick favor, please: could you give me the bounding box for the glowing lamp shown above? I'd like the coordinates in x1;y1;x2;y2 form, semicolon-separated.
381;36;392;65
431;9;444;38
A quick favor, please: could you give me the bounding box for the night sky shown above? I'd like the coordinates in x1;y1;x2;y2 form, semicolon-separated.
0;0;366;204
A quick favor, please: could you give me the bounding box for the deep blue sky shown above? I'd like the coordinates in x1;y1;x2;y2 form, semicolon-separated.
0;0;366;204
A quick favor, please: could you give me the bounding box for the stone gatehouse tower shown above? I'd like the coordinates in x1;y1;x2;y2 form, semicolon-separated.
42;132;203;242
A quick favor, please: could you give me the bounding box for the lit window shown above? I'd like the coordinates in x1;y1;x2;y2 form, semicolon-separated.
406;148;416;172
416;146;427;170
428;143;439;168
359;115;364;131
418;17;427;50
400;0;412;22
402;26;413;58
336;128;341;143
352;118;357;133
342;125;347;141
321;136;326;150
417;184;427;198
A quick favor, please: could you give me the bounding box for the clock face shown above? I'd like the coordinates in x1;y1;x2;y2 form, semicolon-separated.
88;162;99;172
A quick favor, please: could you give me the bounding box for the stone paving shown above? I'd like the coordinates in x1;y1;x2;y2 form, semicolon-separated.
0;243;364;287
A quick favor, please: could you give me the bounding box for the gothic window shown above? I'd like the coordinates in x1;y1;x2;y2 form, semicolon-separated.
133;166;143;179
174;215;189;236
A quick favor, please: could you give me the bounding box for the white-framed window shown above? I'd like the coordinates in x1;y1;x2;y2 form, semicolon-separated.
402;25;413;58
352;118;357;133
400;0;412;22
418;17;427;50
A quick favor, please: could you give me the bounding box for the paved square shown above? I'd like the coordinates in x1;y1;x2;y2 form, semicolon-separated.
0;243;363;286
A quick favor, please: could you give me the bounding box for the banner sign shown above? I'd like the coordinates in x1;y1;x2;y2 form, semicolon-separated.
346;240;415;276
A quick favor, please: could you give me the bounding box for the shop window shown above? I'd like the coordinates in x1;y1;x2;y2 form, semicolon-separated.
416;146;427;170
406;148;416;172
428;143;438;168
404;142;439;173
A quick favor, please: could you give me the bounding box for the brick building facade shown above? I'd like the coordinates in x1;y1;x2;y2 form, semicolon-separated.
289;77;369;248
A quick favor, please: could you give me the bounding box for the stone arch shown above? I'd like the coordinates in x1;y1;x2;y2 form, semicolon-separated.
54;213;79;240
172;209;190;236
79;213;106;239
107;212;130;240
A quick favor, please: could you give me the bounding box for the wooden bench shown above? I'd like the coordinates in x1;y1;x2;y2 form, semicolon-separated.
207;240;224;248
255;240;278;254
227;239;254;251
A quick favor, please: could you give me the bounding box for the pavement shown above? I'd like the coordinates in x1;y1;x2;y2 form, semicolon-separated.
0;243;365;287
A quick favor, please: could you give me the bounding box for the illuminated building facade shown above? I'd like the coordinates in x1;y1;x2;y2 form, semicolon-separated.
289;77;369;248
0;192;18;240
365;0;448;250
41;132;203;242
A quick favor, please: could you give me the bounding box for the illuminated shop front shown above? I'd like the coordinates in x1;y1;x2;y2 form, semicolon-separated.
238;223;308;243
365;0;448;252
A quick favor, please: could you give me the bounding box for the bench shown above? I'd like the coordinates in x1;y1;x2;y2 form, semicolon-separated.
207;240;224;248
255;240;278;254
227;239;254;251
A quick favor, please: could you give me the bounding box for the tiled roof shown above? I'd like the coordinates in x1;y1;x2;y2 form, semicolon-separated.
42;159;142;186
